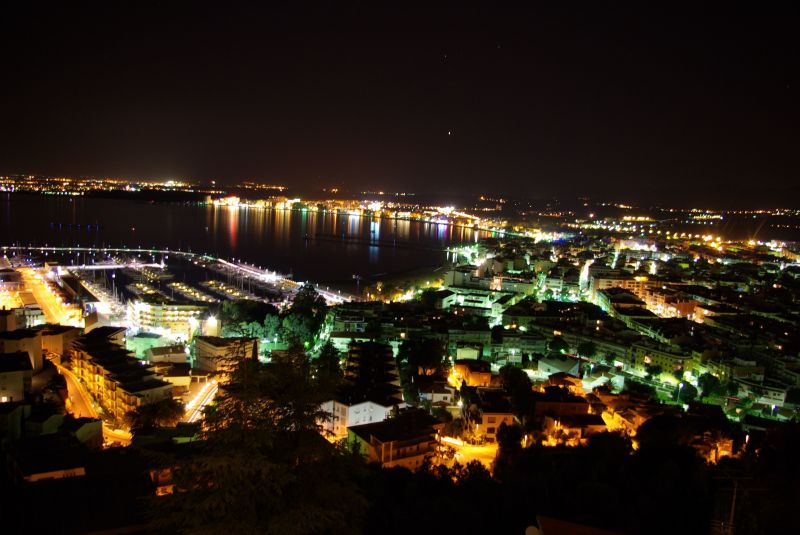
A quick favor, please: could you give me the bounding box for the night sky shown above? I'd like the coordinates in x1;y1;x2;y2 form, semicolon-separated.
1;4;798;206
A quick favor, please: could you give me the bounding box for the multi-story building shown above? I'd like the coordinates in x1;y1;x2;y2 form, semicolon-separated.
38;324;81;359
589;271;650;301
321;341;405;438
595;287;645;315
349;409;443;470
452;359;492;387
464;387;517;443
322;397;402;439
642;287;697;318
543;413;606;445
447;327;492;358
12;291;45;328
70;332;173;422
193;336;259;374
631;339;693;375
127;298;210;340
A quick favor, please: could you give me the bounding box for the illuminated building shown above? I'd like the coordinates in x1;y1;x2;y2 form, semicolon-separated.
145;345;188;364
595;287;645;315
348;409;444;470
14;291;45;328
631;339;693;376
452;359;492;387
538;355;581;376
589;271;651;301
38;324;81;359
127;298;209;340
321;341;405;438
641;287;698;318
194;336;258;374
70;333;173;422
321;397;402;439
463;388;517;443
543;413;606;446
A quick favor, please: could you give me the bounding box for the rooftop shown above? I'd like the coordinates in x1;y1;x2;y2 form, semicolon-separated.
194;336;257;347
0;351;33;373
0;328;40;340
349;408;440;444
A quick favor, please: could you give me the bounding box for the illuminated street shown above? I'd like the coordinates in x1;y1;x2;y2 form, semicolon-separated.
57;363;132;446
17;267;83;326
1;5;799;533
442;437;498;470
184;380;219;423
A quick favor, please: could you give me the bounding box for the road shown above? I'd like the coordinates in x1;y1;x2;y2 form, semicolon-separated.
442;437;498;470
18;268;60;324
184;380;219;423
62;365;95;419
58;363;132;446
18;267;85;326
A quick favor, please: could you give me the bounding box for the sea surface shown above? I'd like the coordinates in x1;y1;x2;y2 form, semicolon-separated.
0;194;489;289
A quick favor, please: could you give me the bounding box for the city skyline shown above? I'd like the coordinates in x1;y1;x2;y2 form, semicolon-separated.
3;5;800;533
1;5;798;206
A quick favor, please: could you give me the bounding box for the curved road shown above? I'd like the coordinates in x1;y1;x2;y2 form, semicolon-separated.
57;363;132;446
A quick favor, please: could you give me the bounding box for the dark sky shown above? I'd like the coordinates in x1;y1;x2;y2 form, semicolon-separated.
1;4;798;206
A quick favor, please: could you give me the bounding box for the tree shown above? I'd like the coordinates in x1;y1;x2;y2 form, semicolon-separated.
697;372;723;398
290;284;327;321
644;364;663;381
417;288;440;307
147;340;366;534
432;406;453;423
499;365;533;421
221;320;266;339
282;312;316;343
587;431;632;458
623;380;657;399
397;338;446;377
637;413;694;449
493;422;524;481
124;398;185;431
314;341;342;384
410;339;446;376
577;341;597;359
548;335;569;354
263;313;281;341
221;300;279;325
673;381;698;404
491;325;504;344
496;422;523;454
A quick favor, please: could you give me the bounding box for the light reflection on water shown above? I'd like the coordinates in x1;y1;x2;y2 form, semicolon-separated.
0;195;490;285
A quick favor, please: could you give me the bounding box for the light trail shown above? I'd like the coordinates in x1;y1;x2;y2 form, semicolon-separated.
56;362;132;446
185;380;219;423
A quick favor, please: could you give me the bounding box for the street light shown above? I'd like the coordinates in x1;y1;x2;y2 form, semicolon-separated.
677;382;685;404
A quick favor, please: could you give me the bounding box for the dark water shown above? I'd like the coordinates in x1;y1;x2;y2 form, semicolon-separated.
0;194;488;286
